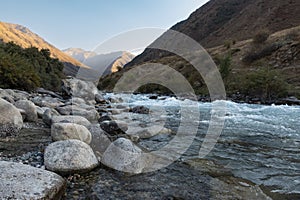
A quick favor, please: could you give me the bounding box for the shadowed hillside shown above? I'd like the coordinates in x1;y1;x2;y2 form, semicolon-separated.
127;0;300;67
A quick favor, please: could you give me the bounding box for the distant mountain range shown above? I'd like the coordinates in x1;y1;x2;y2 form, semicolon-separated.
63;48;135;76
63;48;97;63
0;21;87;71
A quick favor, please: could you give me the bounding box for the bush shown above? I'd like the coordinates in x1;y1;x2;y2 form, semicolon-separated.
224;40;232;49
0;54;41;91
0;42;64;91
253;31;270;44
243;43;282;63
216;54;232;79
241;67;288;101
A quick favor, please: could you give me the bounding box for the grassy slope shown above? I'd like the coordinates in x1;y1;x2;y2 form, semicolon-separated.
0;22;88;69
98;26;300;100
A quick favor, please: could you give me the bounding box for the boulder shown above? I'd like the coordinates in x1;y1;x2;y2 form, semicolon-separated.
88;124;112;159
149;95;158;100
98;114;115;123
131;106;150;114
1;95;14;104
108;109;122;115
36;88;63;99
127;125;172;139
62;78;98;100
0;161;65;199
12;90;30;101
56;105;99;122
0;89;15;103
72;108;99;122
69;97;86;105
108;97;123;103
31;96;64;108
101;138;145;174
52;115;91;127
51;123;92;144
36;106;46;118
0;98;23;137
44;140;99;174
95;93;107;104
14;100;38;122
100;120;128;135
42;108;60;126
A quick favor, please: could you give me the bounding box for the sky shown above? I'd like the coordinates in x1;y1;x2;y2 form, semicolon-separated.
0;0;208;51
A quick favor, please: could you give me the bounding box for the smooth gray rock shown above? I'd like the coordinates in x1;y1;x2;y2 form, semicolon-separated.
14;100;38;122
36;88;63;99
95;93;107;104
108;97;123;103
0;89;15;103
56;105;99;122
43;108;60;126
127;125;172;139
100;120;128;135
0;161;65;199
44;140;99;174
52;115;91;127
0;98;23;137
31;96;64;108
36;106;46;118
101;138;145;174
131;106;150;114
88;124;112;160
62;78;98;100
69;97;86;105
51;123;92;144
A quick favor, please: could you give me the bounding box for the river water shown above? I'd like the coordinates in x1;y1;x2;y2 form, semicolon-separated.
105;93;300;197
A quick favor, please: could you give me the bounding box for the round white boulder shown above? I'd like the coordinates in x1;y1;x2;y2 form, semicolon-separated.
51;123;92;144
44;139;99;174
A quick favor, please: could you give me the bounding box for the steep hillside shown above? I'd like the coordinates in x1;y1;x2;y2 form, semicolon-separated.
99;26;300;103
127;0;300;66
0;22;87;69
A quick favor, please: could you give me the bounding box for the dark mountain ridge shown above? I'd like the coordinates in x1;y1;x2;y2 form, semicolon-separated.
127;0;300;67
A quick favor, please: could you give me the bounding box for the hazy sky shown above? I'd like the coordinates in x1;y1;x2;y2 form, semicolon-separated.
0;0;209;51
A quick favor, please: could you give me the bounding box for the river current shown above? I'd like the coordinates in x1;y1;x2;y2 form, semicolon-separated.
105;93;300;195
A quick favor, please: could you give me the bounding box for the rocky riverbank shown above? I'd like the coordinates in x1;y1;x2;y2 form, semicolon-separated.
0;77;276;199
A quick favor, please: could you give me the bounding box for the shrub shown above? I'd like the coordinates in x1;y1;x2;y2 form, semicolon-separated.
216;54;232;79
243;43;282;63
241;67;288;101
0;42;64;91
252;30;270;44
224;40;232;49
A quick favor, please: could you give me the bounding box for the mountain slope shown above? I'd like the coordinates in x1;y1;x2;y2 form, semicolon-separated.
127;0;300;66
99;25;300;102
0;22;87;69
